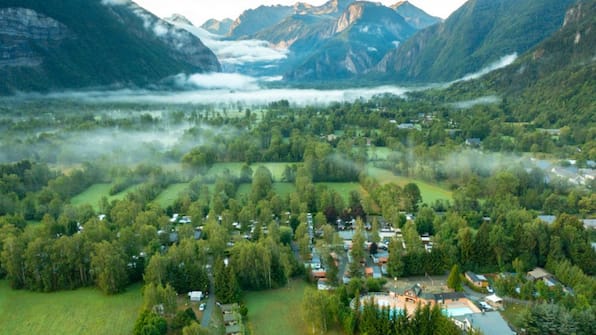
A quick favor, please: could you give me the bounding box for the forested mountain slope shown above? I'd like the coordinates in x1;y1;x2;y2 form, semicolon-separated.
0;0;220;94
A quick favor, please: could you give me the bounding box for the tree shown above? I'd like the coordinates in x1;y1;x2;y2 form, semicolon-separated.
349;219;366;278
447;264;462;292
250;166;273;203
182;321;210;335
91;241;128;294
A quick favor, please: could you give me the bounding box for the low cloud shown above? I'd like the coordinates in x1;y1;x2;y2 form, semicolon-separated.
6;81;412;107
101;0;129;5
165;19;288;66
459;53;518;82
173;72;260;90
449;95;501;109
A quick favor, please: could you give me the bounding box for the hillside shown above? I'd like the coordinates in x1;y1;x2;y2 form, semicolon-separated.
0;0;220;94
440;0;595;130
378;0;577;82
201;18;233;36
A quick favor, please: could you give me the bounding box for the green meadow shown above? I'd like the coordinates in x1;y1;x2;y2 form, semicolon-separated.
153;183;190;208
0;281;142;335
245;280;342;335
366;165;452;204
70;183;138;210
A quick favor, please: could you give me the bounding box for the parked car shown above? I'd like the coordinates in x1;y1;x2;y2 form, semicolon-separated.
199;303;206;311
487;286;494;293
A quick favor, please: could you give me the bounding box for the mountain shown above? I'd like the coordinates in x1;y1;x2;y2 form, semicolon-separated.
0;0;220;94
466;0;595;127
201;18;233;36
391;1;441;29
285;1;416;81
228;5;295;39
378;0;577;82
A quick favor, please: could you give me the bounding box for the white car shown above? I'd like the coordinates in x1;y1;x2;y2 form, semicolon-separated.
199;303;206;311
487;286;494;293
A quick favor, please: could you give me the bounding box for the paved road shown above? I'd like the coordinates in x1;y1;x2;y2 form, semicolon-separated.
201;260;216;328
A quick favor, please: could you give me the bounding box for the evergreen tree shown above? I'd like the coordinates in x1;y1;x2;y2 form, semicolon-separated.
447;264;462;292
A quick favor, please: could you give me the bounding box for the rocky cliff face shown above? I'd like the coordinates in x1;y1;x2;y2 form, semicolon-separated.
0;0;220;94
0;7;71;67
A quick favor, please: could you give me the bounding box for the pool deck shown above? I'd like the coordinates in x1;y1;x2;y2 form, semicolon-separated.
359;292;481;317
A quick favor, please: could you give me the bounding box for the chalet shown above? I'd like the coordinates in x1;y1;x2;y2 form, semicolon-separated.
220;303;239;314
527;267;551;281
452;311;514;335
188;291;203;302
582;219;596;230
465;138;482;147
537;215;556;224
371;250;389;265
433;292;466;304
484;294;503;309
225;324;242;335
465;271;489;288
317;278;334;291
223;313;239;326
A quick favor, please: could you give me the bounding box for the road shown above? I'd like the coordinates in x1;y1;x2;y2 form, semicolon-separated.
201;260;216;328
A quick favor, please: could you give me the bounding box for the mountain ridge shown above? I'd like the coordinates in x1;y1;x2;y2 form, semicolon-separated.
0;0;220;94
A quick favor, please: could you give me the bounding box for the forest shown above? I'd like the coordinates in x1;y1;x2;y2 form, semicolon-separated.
0;91;594;334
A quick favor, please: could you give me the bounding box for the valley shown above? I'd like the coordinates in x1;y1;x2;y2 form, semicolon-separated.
0;0;594;335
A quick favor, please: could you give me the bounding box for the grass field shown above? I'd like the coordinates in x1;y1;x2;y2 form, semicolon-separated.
153;183;189;208
245;279;342;335
70;183;138;210
317;182;364;203
366;165;452;204
0;281;142;335
206;162;295;182
272;182;296;197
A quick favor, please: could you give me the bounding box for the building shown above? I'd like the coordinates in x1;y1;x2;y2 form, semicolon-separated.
452;311;515;335
188;291;203;302
465;271;489;288
484;294;503;309
527;267;552;281
225;324;242;335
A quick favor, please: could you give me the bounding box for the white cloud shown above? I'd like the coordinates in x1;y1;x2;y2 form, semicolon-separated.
174;72;260;90
459;53;518;82
12;83;413;107
165;19;288;66
101;0;130;5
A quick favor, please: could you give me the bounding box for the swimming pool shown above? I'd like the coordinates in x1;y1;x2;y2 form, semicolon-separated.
444;307;474;316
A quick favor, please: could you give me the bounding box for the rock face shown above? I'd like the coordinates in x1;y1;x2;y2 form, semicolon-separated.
378;0;577;82
0;8;71;67
0;0;220;94
201;18;233;36
391;1;441;29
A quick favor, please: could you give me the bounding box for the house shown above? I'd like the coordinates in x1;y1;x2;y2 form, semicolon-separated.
582;219;596;230
527;267;552;281
465;271;489;288
537;215;556;225
452;311;515;335
225;324;242;335
220;303;239;314
365;267;374;277
433;292;465;304
484;294;503;309
317;278;334;291
223;313;239;326
465;138;482;147
188;291;203;302
372;266;382;279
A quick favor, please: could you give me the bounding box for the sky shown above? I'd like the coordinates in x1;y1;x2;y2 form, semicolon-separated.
133;0;468;26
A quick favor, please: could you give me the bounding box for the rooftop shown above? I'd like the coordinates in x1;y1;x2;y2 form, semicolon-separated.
454;311;515;335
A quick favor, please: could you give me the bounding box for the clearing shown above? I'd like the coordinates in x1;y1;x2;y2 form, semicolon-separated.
0;281;142;335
